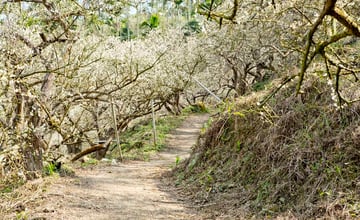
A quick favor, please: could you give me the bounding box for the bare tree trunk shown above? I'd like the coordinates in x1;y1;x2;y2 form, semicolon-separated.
22;131;46;180
20;68;56;177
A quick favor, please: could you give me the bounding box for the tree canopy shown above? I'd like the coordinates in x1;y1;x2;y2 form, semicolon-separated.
0;0;359;199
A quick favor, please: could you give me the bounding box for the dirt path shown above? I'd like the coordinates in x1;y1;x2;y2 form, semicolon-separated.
28;114;209;220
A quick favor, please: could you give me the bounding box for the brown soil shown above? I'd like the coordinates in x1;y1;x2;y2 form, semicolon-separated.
12;114;209;220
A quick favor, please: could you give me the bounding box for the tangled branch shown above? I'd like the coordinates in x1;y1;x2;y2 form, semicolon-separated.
297;0;360;95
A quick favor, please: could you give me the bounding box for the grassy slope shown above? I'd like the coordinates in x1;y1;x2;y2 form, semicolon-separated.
171;78;360;219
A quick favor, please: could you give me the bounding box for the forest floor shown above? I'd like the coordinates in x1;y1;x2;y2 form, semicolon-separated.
17;114;210;220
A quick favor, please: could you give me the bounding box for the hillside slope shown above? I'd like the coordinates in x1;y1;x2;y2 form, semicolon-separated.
170;78;360;219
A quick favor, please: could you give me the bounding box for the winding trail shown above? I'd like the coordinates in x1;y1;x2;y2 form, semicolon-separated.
29;114;209;220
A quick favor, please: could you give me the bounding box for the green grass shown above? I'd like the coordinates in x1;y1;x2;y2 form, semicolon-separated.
182;102;209;114
80;158;99;167
109;114;187;161
0;178;25;194
43;163;57;176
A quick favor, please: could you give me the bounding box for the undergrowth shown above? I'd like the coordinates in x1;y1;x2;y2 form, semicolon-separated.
172;78;360;219
110;108;206;161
